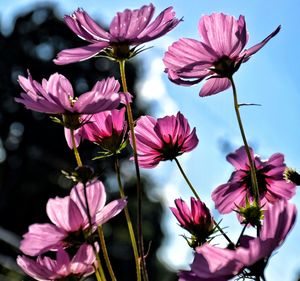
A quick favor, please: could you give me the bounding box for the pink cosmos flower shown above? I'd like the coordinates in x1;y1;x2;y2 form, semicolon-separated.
133;112;198;168
212;146;296;214
54;4;180;64
65;107;128;150
163;13;280;97
16;72;120;115
20;180;127;256
179;200;297;281
170;198;214;247
17;244;95;280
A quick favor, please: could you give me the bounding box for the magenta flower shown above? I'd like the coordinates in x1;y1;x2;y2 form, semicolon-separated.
133;112;198;168
163;13;280;97
212;146;296;214
17;244;95;280
170;198;214;247
79;108;128;154
179;200;297;281
54;4;180;64
16;72;120;116
20;180;127;256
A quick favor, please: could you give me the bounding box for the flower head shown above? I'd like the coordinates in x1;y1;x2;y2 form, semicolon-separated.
170;198;214;248
20;180;127;256
163;13;280;97
179;200;297;281
82;108;128;155
17;244;95;280
16;72;121;118
212;146;296;214
54;4;180;64
133;112;198;168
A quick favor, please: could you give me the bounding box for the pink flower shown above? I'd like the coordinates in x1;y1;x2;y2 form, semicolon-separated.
163;13;280;97
170;198;214;247
54;4;180;64
66;108;128;151
212;146;296;214
16;72;120;115
20;180;127;256
133;112;198;168
17;244;95;280
179;200;297;281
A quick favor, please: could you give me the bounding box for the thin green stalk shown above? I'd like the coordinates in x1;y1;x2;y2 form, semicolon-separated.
68;137;106;281
229;77;259;205
82;184;107;281
174;157;234;245
114;156;141;281
70;129;83;167
236;223;248;246
97;226;117;281
118;59;148;281
174;158;200;200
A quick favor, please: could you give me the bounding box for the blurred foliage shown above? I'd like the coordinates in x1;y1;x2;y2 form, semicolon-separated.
0;5;176;281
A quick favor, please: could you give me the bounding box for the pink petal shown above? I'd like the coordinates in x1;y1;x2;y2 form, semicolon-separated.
211;181;246;214
64;127;83;149
198;13;248;57
110;4;155;41
54;42;109;65
46;196;84;232
241;26;281;59
70;181;107;226
93;198;127;227
20;223;66;256
192;244;242;278
71;9;110;41
136;6;180;44
70;244;96;275
226;146;253;170
199;77;231;97
17;255;56;280
75;77;120;114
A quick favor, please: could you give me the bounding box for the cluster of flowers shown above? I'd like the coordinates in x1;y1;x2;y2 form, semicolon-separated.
15;3;298;281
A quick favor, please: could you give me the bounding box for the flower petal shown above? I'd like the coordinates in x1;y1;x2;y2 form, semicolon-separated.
54;42;109;65
199;77;231;97
20;223;66;256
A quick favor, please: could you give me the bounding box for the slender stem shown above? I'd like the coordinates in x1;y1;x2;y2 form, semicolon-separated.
236;223;248;246
118;59;148;281
174;157;233;245
229;77;259;205
82;183;107;281
97;226;117;281
94;265;103;281
114;156;141;281
70;129;83;167
174;158;200;200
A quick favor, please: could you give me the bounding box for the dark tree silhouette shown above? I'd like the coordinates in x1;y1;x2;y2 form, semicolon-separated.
0;5;176;281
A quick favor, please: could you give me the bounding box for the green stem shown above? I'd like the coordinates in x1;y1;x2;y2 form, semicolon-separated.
118;59;148;281
229;77;259;205
97;226;117;281
174;158;200;200
114;156;141;281
82;184;107;281
174;157;233;245
236;223;248;246
68;141;105;281
70;129;83;167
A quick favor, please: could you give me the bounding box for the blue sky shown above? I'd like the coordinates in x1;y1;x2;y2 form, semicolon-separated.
1;0;299;280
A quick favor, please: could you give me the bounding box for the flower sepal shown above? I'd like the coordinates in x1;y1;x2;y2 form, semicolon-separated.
99;44;151;61
284;167;300;185
236;197;264;227
61;165;95;184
